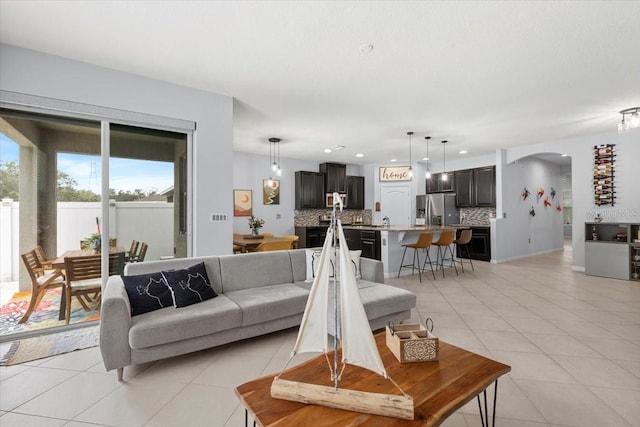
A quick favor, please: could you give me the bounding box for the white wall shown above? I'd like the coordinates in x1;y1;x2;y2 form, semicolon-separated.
232;152;362;236
504;130;640;270
492;157;565;262
0;43;233;256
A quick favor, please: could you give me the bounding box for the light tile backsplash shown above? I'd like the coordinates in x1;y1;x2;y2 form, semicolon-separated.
460;207;495;226
294;209;372;226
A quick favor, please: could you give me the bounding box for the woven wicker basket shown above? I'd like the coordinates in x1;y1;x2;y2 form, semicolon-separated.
385;321;439;363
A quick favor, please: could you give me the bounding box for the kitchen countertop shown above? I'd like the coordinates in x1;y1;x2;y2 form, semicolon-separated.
297;224;488;231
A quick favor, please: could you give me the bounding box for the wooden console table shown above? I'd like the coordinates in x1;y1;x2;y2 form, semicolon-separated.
235;332;511;426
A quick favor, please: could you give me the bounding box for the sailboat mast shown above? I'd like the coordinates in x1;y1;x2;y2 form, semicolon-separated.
331;195;339;390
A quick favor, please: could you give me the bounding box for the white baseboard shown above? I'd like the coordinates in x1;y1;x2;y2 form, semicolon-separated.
571;266;585;272
492;247;563;263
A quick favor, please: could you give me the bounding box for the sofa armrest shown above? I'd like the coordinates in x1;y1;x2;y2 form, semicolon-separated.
100;275;132;372
360;258;384;283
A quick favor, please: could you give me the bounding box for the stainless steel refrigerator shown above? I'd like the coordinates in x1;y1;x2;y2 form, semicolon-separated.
416;194;460;226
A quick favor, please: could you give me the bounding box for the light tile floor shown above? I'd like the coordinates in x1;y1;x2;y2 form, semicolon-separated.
1;243;639;426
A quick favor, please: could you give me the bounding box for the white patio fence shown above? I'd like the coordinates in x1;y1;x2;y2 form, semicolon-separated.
0;199;174;283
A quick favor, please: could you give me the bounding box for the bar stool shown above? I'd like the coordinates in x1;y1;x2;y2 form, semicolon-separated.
397;233;436;282
432;229;458;278
454;229;474;273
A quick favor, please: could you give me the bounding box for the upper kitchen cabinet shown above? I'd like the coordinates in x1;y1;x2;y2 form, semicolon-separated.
474;166;496;207
454;166;496;207
295;171;325;209
426;173;455;193
346;175;365;210
454;169;474;207
319;162;347;193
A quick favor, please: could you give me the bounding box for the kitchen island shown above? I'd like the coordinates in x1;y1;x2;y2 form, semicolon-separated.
344;225;470;278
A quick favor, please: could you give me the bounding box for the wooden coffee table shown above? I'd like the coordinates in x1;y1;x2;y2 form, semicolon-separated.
235;332;510;427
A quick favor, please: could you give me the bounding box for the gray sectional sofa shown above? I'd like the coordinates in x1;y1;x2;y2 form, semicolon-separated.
100;249;416;380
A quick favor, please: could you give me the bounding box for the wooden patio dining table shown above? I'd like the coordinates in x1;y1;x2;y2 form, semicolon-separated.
51;246;125;320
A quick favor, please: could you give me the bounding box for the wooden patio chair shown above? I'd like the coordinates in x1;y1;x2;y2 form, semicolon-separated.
19;249;65;324
126;240;140;262
34;245;57;270
63;252;125;324
131;242;148;262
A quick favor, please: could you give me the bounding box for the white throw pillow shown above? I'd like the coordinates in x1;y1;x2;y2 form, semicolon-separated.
305;248;361;282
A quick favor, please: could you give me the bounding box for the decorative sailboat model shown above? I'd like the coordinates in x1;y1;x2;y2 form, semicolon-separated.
271;193;414;420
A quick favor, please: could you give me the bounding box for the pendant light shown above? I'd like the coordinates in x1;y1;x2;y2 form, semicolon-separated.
441;140;448;181
268;137;282;178
407;131;414;178
424;136;432;179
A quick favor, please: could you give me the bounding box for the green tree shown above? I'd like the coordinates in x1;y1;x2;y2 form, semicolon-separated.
0;161;154;202
56;171;100;202
0;160;19;200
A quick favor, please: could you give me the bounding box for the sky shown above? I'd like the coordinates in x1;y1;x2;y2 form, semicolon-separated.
1;133;174;194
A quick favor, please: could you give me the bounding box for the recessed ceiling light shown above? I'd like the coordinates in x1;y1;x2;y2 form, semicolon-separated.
561;153;568;157
422;157;430;161
359;43;374;53
355;153;364;158
324;148;332;153
459;150;468;154
390;158;397;162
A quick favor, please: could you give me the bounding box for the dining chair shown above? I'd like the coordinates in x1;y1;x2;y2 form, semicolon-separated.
260;232;274;238
34;245;57;270
432;229;458;278
281;234;300;249
63;252;125;324
254;240;294;252
126;240;140;262
134;242;148;262
19;249;65;324
454;229;474;273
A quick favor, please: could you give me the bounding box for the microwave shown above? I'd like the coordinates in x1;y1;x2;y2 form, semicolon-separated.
326;193;347;208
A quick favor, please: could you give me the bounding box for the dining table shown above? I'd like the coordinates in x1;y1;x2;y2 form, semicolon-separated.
52;246;126;320
233;235;291;252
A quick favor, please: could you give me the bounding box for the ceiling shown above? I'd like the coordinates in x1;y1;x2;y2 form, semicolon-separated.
1;1;639;166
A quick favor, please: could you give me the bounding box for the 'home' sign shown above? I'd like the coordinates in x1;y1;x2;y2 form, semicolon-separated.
379;166;412;181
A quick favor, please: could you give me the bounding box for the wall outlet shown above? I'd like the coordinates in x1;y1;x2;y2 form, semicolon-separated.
528;238;531;244
210;213;228;222
276;213;281;219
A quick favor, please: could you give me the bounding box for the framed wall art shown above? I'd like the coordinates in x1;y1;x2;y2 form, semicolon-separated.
263;179;280;205
233;189;252;216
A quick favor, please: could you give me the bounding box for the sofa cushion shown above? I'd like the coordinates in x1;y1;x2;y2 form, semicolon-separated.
129;294;242;349
226;283;309;327
304;249;362;282
122;272;173;316
161;262;217;308
125;256;223;295
219;251;294;292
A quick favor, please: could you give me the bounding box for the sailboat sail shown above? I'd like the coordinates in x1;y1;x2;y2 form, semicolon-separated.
336;220;387;378
290;227;333;356
271;193;414;420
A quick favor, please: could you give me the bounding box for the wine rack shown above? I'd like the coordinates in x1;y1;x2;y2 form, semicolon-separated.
593;144;615;206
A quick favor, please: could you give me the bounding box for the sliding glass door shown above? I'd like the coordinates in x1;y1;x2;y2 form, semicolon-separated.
0;106;191;340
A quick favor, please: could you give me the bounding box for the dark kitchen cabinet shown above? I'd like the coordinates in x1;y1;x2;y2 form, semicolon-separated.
360;230;381;260
346;175;365;210
295;171;325;209
320;162;347;193
457;226;491;261
453;166;496;208
342;228;362;250
426;173;454;193
295;226;328;248
474;166;496;207
454;169;474;207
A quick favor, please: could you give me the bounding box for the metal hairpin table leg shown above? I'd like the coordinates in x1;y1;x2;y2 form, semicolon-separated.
476;380;499;427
